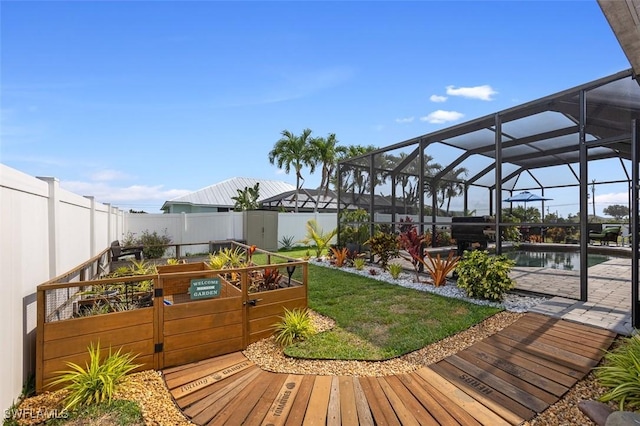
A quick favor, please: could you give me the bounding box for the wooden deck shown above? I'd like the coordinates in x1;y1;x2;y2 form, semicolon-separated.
163;313;616;425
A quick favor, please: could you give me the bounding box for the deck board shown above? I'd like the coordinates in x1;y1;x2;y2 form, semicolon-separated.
163;313;616;425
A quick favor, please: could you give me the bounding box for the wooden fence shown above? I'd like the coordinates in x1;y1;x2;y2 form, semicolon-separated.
36;245;307;393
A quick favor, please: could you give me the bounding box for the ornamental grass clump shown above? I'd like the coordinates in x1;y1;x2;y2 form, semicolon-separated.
455;250;515;301
596;334;640;410
353;258;366;271
47;342;140;411
387;263;404;280
273;308;316;346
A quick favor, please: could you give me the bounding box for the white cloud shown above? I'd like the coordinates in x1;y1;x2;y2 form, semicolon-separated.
446;85;497;101
429;95;447;103
90;169;132;182
420;110;464;124
395;116;414;124
60;180;190;204
595;192;628;204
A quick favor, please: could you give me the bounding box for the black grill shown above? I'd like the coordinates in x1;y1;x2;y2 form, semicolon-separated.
451;216;494;256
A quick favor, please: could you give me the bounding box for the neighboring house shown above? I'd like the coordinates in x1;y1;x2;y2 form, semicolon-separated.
160;177;296;213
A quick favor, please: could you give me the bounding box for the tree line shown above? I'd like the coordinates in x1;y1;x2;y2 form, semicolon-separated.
264;128;468;214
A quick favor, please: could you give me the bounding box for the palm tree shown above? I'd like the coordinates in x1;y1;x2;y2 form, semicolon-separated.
231;183;260;211
335;144;377;207
310;133;342;195
268;129;316;213
439;167;468;214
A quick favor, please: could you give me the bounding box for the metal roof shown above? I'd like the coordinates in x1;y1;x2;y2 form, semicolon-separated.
161;177;296;210
260;188;394;212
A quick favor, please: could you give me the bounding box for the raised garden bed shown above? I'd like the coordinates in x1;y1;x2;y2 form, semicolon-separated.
36;243;307;393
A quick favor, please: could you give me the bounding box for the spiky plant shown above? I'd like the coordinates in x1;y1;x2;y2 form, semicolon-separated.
273;308;316;346
420;251;460;286
300;219;337;258
330;247;349;267
47;342;140;411
596;335;640;410
387;263;404;280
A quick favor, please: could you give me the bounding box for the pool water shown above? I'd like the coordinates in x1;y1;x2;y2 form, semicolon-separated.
505;250;611;271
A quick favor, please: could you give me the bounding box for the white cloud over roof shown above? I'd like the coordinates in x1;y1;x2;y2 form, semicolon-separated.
429;94;448;103
446;84;497;101
420;110;464;124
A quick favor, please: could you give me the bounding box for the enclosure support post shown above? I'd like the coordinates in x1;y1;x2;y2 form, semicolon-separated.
631;119;640;328
337;163;343;245
494;113;502;254
578;89;588;302
418;139;425;238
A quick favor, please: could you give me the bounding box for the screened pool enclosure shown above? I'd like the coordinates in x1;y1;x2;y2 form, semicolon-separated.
336;69;640;326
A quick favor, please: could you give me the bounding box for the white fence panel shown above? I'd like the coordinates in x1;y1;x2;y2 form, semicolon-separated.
123;212;245;255
57;193;92;274
277;212;338;248
0;166;50;416
0;165;124;415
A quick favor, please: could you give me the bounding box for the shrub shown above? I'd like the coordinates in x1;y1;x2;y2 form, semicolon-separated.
596;335;640;410
366;232;399;270
273;308;316;346
546;227;567;243
388;263;404;279
455;250;515;301
424;229;452;247
353;258;366;271
47;342;140;411
339;208;370;247
126;229;172;259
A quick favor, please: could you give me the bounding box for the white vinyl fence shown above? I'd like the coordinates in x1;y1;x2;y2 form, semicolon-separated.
124;211;338;255
0;163;340;414
0;164;124;415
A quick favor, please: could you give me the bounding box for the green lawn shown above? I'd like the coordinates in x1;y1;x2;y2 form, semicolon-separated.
254;247;500;360
291;262;500;360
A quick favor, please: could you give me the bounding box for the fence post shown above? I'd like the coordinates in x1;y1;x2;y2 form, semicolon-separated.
181;212;187;244
35;287;45;394
85;196;96;257
154;276;164;370
37;177;59;278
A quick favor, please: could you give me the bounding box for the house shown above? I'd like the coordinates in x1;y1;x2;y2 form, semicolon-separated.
160;177;296;213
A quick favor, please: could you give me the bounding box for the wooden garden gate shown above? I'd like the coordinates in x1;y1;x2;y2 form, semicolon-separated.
36;260;308;393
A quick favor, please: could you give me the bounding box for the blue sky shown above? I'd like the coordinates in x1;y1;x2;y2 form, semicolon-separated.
1;1;632;215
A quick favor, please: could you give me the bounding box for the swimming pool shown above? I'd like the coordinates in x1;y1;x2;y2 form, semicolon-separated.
504;250;612;271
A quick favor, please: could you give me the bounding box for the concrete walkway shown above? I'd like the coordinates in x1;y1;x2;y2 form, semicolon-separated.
512;257;633;335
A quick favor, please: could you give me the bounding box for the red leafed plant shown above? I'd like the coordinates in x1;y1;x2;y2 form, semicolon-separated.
263;268;282;290
398;221;426;282
419;251;460;286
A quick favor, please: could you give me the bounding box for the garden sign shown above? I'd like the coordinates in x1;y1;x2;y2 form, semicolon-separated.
189;278;221;300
